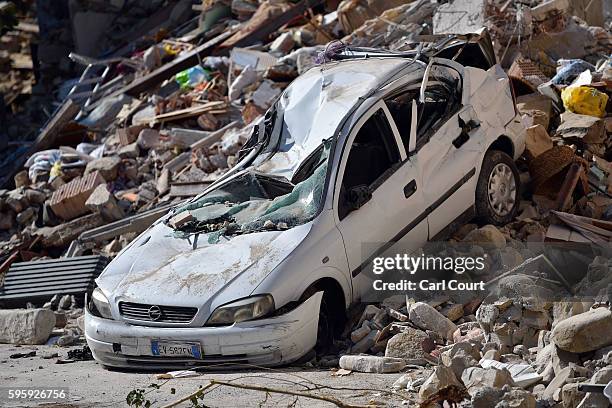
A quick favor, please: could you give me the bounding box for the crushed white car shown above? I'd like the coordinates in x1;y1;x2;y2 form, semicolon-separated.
85;31;526;368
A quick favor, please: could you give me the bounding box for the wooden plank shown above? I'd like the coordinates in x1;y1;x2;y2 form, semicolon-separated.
190;120;240;150
33;99;81;151
133;101;227;125
169;182;213;197
78;202;180;244
218;0;324;50
163;151;191;174
169;127;212;146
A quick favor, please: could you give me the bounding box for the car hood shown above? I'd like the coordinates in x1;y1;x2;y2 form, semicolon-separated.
96;221;311;311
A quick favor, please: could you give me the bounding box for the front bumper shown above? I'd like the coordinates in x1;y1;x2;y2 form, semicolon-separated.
85;292;322;369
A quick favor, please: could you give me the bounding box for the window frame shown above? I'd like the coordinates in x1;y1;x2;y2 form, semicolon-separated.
334;101;406;219
413;79;463;152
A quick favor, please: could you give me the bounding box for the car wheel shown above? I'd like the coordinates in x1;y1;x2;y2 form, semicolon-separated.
315;294;334;353
475;150;520;225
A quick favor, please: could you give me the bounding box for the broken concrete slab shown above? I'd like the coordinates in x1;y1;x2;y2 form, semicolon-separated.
136;128;160;149
85;184;124;221
462;225;506;248
117;142;140;159
551;307;612;353
543;366;575;400
384;327;433;361
419;366;463;403
84;156;121;181
338;355;405;373
409;302;458;340
0;308;56;344
433;0;485;35
462;366;515;395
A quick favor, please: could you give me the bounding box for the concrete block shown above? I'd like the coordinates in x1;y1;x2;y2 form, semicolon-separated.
0;309;56;345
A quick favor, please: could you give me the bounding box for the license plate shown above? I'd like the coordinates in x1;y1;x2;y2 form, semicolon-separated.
151;341;202;359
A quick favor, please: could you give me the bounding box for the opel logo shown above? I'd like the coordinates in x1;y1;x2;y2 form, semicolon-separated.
148;305;162;321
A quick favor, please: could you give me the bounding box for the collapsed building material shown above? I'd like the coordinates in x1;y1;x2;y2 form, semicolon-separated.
110;31;234;100
337;0;406;34
524;125;553;160
219;0;325;50
0;308;56;345
0;100;80;188
190;120;240;150
48;171;106;221
85;184;124;222
508;56;550;89
516;93;553;129
0;255;108;306
551;211;612;244
169;181;213;198
529;145;575;198
545;223;592;243
555;162;586;211
37;213;105;248
433;0;486;35
76;201;178;245
556;111;607;148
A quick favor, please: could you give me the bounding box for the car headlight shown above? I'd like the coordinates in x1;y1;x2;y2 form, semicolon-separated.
91;288;113;319
206;295;274;325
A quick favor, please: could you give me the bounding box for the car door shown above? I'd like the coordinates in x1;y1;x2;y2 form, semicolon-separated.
334;101;428;301
410;62;484;238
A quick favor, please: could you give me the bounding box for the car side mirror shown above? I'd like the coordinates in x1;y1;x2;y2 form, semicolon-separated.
347;185;372;210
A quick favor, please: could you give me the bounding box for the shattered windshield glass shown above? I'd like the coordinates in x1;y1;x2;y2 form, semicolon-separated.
170;140;331;244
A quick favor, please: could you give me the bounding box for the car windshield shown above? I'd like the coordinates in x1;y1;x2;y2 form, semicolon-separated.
169;139;331;244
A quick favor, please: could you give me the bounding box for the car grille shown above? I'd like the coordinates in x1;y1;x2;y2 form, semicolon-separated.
119;302;198;323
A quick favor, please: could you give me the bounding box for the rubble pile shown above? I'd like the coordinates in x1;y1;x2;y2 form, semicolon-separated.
0;0;36;108
0;0;610;405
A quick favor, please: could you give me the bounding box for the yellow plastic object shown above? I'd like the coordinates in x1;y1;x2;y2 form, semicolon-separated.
49;161;62;179
162;44;178;56
561;86;609;118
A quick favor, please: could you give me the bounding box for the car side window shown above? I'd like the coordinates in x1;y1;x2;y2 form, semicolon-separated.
416;82;460;145
385;90;417;151
338;108;400;220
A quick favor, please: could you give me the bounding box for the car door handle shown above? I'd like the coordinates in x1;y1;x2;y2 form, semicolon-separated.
454;116;480;148
404;180;417;198
453;132;469;148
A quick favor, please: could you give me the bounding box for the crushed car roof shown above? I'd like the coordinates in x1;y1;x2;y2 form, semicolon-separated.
275;58;423;176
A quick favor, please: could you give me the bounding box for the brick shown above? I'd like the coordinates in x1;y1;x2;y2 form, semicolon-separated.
13;170;30;188
118;125;146;146
508;56;549;87
48;171;106;220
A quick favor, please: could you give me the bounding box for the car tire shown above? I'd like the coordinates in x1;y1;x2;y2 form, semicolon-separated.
475;150;520;225
314;293;334;353
299;286;344;356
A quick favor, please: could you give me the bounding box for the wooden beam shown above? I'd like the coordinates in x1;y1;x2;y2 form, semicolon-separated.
218;0;324;50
